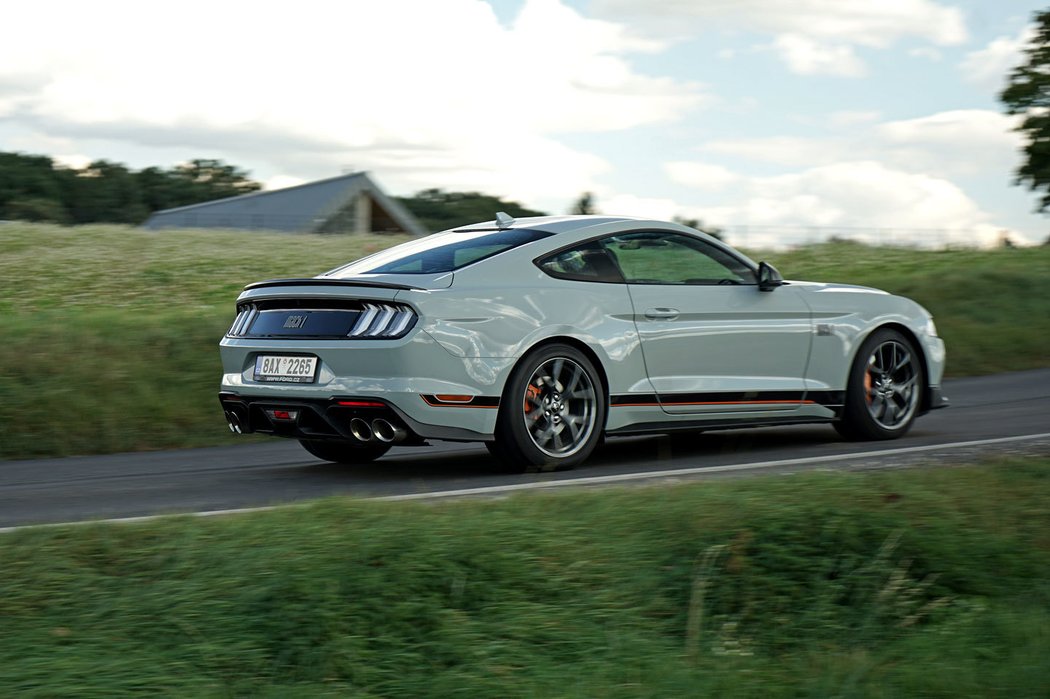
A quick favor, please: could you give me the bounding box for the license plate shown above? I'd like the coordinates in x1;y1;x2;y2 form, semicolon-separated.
254;355;318;383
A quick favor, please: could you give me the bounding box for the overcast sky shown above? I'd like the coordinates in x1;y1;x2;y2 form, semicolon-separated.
0;0;1044;246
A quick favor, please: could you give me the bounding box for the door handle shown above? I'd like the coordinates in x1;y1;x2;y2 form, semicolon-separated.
644;307;680;320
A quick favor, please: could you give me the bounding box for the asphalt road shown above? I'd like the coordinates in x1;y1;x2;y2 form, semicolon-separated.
2;369;1048;529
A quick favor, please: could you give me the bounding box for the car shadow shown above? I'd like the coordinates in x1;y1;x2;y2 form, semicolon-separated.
288;424;844;484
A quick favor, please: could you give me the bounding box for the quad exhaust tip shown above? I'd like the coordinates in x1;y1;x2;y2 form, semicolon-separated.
348;417;407;443
372;419;407;443
349;418;373;442
224;410;243;434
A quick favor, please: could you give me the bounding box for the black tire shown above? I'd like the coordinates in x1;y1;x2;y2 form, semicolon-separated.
491;343;606;471
299;439;391;464
835;328;925;441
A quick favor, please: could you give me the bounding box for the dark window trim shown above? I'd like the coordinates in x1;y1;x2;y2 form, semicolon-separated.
533;229;758;286
533;240;626;284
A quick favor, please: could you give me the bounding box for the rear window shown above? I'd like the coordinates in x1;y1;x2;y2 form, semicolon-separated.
325;229;553;276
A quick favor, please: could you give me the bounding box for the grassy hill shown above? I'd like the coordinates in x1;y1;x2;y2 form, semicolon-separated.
0;223;1047;459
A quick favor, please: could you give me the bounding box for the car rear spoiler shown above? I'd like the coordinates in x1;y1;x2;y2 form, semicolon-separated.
243;278;424;292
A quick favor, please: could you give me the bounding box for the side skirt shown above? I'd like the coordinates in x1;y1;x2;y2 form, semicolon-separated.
605;415;836;437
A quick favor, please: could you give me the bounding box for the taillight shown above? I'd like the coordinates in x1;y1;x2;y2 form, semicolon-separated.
348;303;416;338
225;300;417;339
227;304;258;337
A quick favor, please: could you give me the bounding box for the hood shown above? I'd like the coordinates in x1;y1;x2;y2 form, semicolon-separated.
788;280;889;296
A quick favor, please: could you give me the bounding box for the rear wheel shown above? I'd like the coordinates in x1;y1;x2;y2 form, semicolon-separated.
491;344;606;471
835;328;924;441
299;439;391;464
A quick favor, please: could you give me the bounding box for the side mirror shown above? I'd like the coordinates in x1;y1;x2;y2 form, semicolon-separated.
757;261;783;292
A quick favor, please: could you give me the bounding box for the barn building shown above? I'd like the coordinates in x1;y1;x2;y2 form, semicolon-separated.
143;171;427;236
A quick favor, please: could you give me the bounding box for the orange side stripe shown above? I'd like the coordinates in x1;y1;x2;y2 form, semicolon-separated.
420;395;499;408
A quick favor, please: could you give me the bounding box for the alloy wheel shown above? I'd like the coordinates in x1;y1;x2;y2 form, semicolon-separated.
521;357;598;458
864;340;919;430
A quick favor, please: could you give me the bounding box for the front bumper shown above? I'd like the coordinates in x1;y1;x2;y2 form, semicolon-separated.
924;385;949;413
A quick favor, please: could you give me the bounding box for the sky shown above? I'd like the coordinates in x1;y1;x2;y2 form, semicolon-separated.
0;0;1045;247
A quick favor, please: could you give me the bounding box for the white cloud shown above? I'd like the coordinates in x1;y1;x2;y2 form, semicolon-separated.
772;35;866;77
682;161;1009;247
50;153;92;170
960;25;1035;91
264;175;307;191
664;162;741;190
702;136;845;167
877;110;1020;149
598;193;683;220
0;0;702;206
702;109;1022;176
875;109;1023;174
673;107;1031;247
595;0;966;45
594;0;966;77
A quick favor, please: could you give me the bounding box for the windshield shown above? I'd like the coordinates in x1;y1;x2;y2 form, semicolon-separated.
324;228;553;276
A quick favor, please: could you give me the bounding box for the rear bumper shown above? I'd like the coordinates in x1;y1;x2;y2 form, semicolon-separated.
218;392;492;443
219;332;511;438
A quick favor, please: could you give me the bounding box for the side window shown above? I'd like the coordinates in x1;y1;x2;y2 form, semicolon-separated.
537;241;624;283
599;232;755;285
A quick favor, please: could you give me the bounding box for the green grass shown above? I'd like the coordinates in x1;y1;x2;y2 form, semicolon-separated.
1;459;1047;697
0;223;1048;459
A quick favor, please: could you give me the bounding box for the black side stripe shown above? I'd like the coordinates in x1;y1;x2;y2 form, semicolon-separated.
610;390;844;408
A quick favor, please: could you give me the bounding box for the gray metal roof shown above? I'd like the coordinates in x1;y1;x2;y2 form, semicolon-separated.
143;171;427;236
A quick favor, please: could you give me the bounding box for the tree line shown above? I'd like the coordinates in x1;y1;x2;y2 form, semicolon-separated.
0;151;549;231
0;152;261;225
0;150;731;237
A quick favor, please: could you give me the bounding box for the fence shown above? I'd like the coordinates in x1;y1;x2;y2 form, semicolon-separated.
717;224;1017;250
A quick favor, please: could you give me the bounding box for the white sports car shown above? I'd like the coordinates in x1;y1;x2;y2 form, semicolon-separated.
219;215;947;470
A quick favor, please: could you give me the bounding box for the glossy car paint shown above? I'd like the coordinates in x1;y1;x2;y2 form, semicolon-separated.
219;215;945;442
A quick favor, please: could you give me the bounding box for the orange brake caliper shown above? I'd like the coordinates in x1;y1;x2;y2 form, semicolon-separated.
525;384;541;413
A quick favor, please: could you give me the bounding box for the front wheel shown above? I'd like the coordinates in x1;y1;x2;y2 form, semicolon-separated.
835;328;924;441
490;344;606;471
299;439;391;464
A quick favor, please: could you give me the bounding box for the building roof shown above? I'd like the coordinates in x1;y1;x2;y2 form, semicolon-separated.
143;171;427;236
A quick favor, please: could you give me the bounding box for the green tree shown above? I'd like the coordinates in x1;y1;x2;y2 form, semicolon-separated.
4;197;69;223
673;215;724;241
0;152;68;221
1002;9;1050;211
571;191;597;215
168;159;261;203
396;189;546;231
63;160;149;224
0;151;264;224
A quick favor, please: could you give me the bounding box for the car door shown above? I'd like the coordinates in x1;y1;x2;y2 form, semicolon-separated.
599;231;812;415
